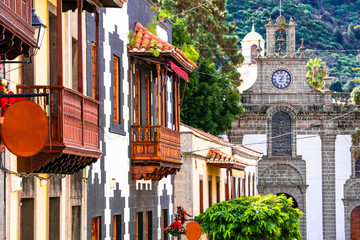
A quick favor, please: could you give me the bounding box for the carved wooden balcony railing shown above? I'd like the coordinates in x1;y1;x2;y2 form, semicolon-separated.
0;0;37;59
131;125;181;180
16;85;101;174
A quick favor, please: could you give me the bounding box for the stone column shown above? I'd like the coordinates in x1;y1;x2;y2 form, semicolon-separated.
320;134;337;240
324;77;333;112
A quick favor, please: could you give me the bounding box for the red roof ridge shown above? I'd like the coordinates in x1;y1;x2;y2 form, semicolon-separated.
128;22;197;71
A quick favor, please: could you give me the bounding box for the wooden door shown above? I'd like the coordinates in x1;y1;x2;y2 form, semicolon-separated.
91;217;100;240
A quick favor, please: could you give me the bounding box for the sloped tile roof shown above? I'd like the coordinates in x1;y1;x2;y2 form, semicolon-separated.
128;22;197;71
206;148;256;168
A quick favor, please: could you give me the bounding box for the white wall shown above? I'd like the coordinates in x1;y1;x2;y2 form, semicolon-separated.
242;134;267;154
335;135;352;240
297;135;322;240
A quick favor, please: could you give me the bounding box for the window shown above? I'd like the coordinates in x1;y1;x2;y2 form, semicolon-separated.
232;177;236;199
238;178;241;198
110;55;125;135
91;217;101;240
272;112;292;156
71;206;81;240
146;211;152;240
225;171;229;201
136;212;143;240
49;11;57;86
252;174;256;195
199;178;203;213
113;214;122;240
49;197;60;240
242;177;245;197
208;176;212;206
162;209;168;240
22;56;34;85
72;38;78;90
92;44;97;99
113;55;120;123
356;158;360;178
21;198;34;240
216;177;220;203
251;44;257;63
248;174;251;196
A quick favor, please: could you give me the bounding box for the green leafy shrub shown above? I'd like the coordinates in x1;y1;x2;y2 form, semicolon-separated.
351;86;360;105
180;43;199;62
306;58;328;91
197;194;303;240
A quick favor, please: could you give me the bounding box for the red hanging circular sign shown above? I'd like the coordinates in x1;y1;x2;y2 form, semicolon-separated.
1;100;48;157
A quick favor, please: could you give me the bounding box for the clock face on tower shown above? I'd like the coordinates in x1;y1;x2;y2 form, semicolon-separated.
272;70;291;89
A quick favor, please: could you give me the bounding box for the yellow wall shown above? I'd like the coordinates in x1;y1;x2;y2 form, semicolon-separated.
5;0;87;239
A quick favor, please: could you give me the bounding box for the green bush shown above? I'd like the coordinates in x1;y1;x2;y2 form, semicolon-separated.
197;194;303;240
351;86;360;105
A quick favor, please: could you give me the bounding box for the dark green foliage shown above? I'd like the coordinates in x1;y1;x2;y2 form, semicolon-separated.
329;79;344;92
226;0;360;82
197;194;303;240
180;57;244;136
156;5;245;136
344;80;356;92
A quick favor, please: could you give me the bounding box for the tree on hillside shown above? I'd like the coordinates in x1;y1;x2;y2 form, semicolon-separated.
306;58;328;91
197;194;303;240
156;0;243;80
157;11;244;136
180;57;244;136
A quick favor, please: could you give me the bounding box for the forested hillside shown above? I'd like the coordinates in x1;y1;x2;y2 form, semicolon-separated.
226;0;360;83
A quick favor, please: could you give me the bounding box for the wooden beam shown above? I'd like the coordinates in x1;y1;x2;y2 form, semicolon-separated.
77;0;83;93
57;0;63;86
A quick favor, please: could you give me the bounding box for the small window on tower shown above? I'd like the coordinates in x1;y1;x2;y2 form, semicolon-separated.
356;158;360;178
251;45;257;63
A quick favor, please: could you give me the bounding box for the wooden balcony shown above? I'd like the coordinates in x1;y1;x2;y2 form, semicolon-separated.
16;85;101;174
131;125;181;180
0;0;37;60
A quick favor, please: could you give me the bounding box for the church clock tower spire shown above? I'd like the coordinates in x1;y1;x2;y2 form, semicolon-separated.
265;15;296;57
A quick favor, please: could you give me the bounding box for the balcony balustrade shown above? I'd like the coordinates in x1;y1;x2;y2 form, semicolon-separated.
131;125;181;180
16;85;101;173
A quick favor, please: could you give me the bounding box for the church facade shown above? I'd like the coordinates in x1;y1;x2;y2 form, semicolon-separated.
229;15;360;240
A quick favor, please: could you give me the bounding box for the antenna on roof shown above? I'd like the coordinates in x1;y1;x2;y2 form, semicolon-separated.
280;0;282;16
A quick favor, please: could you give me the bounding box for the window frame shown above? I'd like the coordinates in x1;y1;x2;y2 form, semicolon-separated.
110;54;125;135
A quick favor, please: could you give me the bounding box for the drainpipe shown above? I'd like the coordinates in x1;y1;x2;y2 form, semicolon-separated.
2;152;7;240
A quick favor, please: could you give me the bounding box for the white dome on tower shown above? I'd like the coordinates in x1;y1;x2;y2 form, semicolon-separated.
237;25;265;93
242;25;265;43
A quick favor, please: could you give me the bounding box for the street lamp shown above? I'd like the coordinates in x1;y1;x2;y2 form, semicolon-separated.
31;9;47;49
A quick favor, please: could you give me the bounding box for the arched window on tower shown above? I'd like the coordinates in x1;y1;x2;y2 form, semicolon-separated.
275;29;287;56
355;158;360;178
251;44;257;63
272;112;292;156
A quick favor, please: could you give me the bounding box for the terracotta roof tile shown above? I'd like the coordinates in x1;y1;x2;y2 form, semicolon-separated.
206;148;256;167
128;22;197;71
